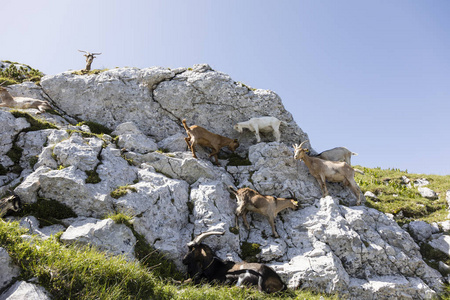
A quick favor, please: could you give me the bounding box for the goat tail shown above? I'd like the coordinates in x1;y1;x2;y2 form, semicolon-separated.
353;168;364;175
182;119;190;132
281;120;288;126
351;152;358;156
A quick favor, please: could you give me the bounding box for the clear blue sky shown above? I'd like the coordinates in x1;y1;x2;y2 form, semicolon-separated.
2;1;449;175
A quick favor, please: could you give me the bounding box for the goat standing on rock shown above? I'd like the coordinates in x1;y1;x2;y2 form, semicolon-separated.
293;141;364;205
234;116;287;143
228;186;298;238
182;231;286;293
182;119;239;165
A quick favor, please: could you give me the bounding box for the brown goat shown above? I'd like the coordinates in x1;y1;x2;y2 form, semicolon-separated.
0;86;51;114
228;186;298;238
293;140;363;205
182;119;239;165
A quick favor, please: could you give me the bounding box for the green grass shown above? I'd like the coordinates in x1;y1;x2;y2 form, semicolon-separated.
10;110;58;132
355;166;450;225
0;220;337;300
110;185;137;199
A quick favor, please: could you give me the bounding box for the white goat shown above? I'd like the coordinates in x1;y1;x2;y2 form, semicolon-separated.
234;116;287;143
313;147;358;165
293;141;363;205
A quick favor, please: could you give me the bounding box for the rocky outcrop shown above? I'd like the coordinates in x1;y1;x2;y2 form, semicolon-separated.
0;64;445;299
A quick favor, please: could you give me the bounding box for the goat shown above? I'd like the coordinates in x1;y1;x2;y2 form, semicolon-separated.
0;192;22;218
234;116;287;143
312;147;358;165
0;86;51;114
182;119;239;165
182;231;286;293
78;50;102;72
293;141;363;205
228;186;298;238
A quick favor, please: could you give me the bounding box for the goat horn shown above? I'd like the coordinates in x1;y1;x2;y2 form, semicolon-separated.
299;140;309;149
187;231;225;247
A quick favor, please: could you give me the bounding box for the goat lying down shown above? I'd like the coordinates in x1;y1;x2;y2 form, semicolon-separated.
0;86;51;114
183;119;239;165
293;141;364;205
234;116;287;143
182;231;286;293
228;186;298;238
312;146;358;165
0;193;22;218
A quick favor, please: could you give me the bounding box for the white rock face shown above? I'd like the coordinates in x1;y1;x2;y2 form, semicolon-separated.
418;187;439;200
408;220;433;242
0;65;444;299
40;65;307;151
60;218;136;260
0;281;51;300
0;247;20;290
112;122;158;153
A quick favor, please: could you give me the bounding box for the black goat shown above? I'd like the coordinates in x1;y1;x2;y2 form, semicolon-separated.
182;231;286;293
0;192;22;218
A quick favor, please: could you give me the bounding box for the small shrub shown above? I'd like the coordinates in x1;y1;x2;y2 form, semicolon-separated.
240;242;261;263
110;185;137;199
227;153;252;166
85;168;101;184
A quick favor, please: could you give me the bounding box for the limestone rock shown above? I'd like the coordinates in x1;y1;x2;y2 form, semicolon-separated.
408;220;433;243
418;187;439;200
429;235;450;257
112;122;158;153
414;178;430;187
0;281;51;300
60;218;136;260
52;133;103;171
0;247;20;290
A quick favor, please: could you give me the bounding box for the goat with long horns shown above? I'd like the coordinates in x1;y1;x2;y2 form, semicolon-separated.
182;231;286;293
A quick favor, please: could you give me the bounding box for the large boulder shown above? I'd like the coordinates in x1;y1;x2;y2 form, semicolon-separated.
40;65;308;152
60;218;136;260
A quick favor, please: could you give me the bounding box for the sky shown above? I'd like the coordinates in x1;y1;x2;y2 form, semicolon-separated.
2;0;450;175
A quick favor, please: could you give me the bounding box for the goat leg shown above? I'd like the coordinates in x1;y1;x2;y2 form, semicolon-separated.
268;215;279;238
242;211;251;230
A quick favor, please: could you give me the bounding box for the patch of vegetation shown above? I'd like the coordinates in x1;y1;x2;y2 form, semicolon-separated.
0;61;44;85
156;148;169;154
110;185;137;199
240;242;261;263
6;144;23;164
355;166;450;225
0;219;337;299
10;110;58;132
76;121;113;136
85;167;101;184
71;69;109;76
14;198;77;226
227;153;252;166
0;163;7;175
29;155;39;169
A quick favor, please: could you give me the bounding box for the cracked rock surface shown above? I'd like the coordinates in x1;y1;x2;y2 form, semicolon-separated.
0;64;444;299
